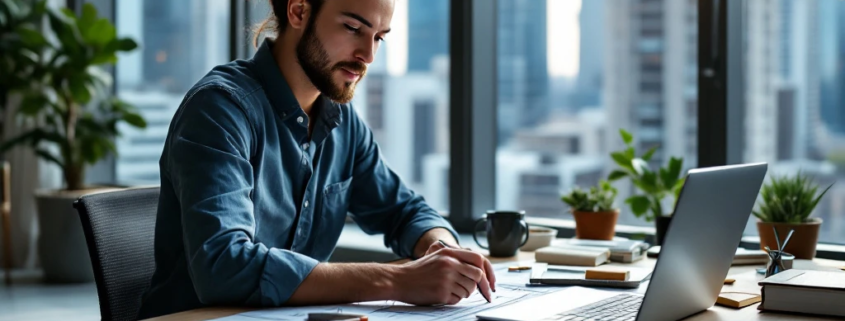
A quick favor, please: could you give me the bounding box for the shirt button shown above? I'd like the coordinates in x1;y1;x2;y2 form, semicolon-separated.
302;143;310;150
297;116;304;124
304;200;309;208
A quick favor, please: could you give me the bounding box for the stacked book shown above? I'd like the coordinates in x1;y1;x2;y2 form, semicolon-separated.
758;269;845;318
535;238;650;266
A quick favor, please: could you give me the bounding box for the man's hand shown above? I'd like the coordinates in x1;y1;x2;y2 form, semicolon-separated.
392;246;496;306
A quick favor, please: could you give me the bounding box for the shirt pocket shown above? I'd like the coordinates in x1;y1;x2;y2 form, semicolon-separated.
314;176;353;255
323;176;353;217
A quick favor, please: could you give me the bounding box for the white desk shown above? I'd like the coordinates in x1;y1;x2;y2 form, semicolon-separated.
142;251;845;321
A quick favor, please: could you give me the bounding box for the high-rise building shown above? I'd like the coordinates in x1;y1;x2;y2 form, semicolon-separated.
407;0;449;72
776;0;820;161
572;0;605;109
744;0;781;163
818;0;845;136
498;0;549;145
140;1;228;94
604;0;698;166
115;0;230;184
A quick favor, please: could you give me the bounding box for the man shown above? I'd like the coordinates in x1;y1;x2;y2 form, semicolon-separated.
137;0;496;318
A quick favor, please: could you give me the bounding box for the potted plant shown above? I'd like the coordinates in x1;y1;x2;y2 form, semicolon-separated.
1;0;46;119
607;129;685;245
562;180;619;240
0;2;145;282
753;173;832;259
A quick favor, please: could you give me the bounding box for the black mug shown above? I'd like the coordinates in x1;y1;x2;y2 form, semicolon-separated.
473;210;530;257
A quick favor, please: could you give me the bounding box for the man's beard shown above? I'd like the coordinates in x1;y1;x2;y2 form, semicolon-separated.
296;23;367;104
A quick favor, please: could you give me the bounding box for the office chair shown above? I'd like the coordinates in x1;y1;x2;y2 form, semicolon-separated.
74;187;159;321
1;161;11;285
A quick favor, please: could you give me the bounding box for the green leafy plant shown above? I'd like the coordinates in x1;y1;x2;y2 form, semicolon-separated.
0;0;49;135
0;2;146;190
607;129;685;222
753;173;833;224
561;180;618;212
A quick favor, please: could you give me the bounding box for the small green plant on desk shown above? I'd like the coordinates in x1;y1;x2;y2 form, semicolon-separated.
753;172;832;259
562;180;619;240
606;129;685;245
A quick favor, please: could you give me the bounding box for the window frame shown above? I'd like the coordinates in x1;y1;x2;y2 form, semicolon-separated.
77;0;845;259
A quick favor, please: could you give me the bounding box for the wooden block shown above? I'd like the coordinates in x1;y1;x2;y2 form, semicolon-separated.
723;278;736;285
585;269;629;281
716;292;761;309
508;266;531;272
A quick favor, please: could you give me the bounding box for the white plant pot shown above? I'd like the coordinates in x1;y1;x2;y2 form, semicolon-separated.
35;188;117;283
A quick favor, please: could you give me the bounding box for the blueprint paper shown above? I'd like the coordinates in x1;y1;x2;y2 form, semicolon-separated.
210;264;561;321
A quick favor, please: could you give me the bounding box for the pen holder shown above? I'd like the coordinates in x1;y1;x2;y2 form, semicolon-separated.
765;251;794;277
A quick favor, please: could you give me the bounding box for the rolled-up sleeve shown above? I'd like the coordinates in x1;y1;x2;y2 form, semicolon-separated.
166;87;318;306
345;107;459;258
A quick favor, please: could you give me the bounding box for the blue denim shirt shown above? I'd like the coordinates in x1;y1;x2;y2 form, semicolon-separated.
137;39;458;319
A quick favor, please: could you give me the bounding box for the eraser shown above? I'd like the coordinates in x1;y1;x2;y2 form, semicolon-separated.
585;269;629;281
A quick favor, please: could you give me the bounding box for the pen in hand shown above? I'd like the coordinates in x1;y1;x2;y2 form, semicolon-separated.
437;240;492;303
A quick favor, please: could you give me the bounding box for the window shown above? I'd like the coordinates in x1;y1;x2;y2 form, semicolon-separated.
114;0;231;184
495;0;699;226
352;0;451;211
110;0;450;212
740;0;845;245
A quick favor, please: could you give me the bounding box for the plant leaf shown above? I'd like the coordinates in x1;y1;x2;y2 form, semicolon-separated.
34;148;64;168
77;2;97;35
608;170;628;181
67;75;92;103
620;129;633;145
626;195;651;216
641;146;658;162
121;111;147;129
15;26;47;47
116;38;138;52
611;152;634;172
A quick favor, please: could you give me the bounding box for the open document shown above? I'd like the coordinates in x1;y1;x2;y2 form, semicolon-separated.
211;263;561;321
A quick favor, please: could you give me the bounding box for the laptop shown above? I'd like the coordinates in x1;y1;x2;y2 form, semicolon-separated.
477;163;768;321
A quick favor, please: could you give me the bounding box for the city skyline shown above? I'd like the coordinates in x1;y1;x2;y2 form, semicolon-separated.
110;0;845;245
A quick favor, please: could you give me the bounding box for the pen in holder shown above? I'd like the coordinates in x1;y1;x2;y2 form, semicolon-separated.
764;227;795;277
764;250;794;277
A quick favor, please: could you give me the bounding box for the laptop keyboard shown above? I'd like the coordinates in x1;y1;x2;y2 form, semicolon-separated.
539;293;642;321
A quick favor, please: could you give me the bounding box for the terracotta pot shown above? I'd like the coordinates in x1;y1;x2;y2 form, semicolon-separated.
757;219;821;259
572;209;619;240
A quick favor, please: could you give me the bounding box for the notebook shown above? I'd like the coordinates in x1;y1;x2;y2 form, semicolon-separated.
758;269;845;317
528;263;652;289
732;248;769;265
535;245;610;267
557;238;649;263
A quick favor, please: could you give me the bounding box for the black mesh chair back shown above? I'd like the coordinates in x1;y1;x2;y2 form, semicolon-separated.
74;187;159;321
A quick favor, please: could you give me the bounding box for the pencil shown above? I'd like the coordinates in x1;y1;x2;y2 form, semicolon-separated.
438;240;491;303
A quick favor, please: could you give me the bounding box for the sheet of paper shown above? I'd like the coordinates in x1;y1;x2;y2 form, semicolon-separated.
211;286;556;321
210;264;562;321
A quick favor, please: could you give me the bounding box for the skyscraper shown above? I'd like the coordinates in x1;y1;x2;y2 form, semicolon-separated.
498;0;549;145
604;0;698;166
407;0;449;72
573;0;605;109
776;0;820;161
116;0;230;184
744;0;781;163
818;0;845;136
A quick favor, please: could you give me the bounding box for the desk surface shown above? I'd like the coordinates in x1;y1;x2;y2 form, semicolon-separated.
143;252;845;321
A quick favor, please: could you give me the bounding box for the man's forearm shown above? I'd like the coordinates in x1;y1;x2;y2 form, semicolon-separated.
286;262;399;305
413;228;459;259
